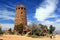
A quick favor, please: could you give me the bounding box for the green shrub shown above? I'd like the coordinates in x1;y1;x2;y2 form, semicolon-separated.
14;23;23;34
49;25;55;34
0;27;3;35
10;32;14;35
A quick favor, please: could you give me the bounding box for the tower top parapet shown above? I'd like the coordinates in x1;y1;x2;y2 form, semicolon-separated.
16;5;26;8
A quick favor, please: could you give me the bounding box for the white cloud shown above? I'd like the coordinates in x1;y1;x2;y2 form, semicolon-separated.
0;24;14;31
56;19;60;22
54;24;60;30
41;20;60;30
27;20;32;25
48;14;58;18
41;21;54;26
0;10;15;20
0;7;15;31
34;0;60;30
5;4;15;10
34;0;58;21
0;10;15;15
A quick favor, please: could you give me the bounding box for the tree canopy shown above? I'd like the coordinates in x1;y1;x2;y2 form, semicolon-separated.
49;25;55;34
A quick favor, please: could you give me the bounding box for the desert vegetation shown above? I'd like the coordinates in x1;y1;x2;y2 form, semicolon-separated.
12;23;55;38
14;23;23;35
0;26;4;35
0;23;55;38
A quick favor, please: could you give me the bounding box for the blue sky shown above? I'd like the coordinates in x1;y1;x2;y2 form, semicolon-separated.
0;0;60;31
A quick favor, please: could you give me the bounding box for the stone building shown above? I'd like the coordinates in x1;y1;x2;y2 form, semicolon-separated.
14;5;28;34
15;5;27;26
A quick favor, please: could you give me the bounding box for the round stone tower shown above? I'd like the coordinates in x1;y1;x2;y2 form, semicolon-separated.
14;5;27;33
15;5;27;26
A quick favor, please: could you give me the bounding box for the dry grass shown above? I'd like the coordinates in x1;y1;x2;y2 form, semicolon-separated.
0;34;60;40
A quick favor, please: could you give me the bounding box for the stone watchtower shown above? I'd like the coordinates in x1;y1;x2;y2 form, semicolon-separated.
14;5;27;34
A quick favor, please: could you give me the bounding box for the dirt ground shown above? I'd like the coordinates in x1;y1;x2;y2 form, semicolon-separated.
0;34;60;40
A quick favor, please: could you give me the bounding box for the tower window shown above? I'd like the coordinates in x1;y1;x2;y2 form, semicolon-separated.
18;8;20;9
21;12;23;14
21;7;23;10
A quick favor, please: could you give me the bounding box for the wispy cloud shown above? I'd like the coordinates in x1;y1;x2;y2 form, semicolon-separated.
34;0;60;30
48;14;58;18
0;24;14;31
5;4;15;10
56;19;60;23
34;0;58;21
0;10;15;20
41;20;60;30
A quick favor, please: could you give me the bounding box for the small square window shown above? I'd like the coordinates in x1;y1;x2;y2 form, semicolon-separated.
21;7;23;10
18;8;20;9
21;12;23;14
